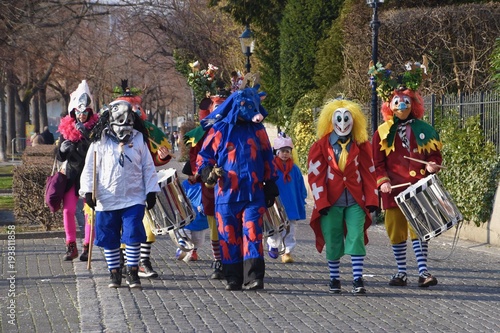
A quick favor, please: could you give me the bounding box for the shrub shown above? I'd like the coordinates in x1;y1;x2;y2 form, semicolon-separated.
13;145;63;230
437;113;500;226
289;91;324;174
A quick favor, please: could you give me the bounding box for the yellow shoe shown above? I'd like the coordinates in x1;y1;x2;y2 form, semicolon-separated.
282;253;294;263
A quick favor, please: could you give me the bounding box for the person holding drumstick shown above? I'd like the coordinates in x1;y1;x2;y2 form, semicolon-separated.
307;98;378;294
370;59;443;288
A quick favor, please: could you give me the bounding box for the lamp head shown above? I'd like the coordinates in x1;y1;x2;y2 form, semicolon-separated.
239;26;255;55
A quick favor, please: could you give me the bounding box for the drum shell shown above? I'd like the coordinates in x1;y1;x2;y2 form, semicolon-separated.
395;174;462;241
145;169;195;235
262;196;290;238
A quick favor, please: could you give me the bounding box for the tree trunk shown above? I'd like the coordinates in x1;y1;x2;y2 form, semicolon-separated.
0;82;6;161
6;69;16;156
39;85;48;129
32;92;40;133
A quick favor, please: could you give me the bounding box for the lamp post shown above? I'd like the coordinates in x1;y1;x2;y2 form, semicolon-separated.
367;0;384;135
239;25;255;74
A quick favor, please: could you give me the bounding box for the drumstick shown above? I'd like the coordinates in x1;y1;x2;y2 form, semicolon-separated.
404;156;447;169
391;182;412;189
87;150;97;270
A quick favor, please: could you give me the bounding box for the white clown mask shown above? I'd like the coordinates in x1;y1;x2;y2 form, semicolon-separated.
332;108;353;137
109;100;134;142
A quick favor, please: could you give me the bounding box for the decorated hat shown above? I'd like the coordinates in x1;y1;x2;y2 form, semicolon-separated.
68;80;94;115
274;132;294;150
368;55;430;102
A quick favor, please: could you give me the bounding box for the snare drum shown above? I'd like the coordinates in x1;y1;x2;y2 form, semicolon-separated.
395;174;462;241
145;168;195;235
262;196;290;238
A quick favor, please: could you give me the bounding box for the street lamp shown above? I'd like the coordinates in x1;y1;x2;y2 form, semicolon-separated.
239;25;255;74
367;0;384;135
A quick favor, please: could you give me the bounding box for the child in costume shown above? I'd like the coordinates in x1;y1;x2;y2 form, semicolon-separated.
175;161;209;262
56;80;99;261
370;59;442;288
197;73;278;291
307;98;378;294
267;132;307;264
79;100;159;289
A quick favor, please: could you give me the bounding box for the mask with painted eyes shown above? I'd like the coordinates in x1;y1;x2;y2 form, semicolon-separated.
332;108;353;137
109;100;134;142
390;92;412;120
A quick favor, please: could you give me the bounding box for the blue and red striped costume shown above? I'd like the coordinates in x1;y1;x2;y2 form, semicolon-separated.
197;86;276;287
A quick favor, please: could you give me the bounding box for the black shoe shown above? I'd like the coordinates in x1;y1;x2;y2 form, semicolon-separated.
126;267;142;289
210;260;224;280
329;278;341;294
108;268;122;288
389;272;408;286
225;280;242;291
138;259;159;278
418;271;438;287
243;279;264;291
352;277;366;294
79;244;89;261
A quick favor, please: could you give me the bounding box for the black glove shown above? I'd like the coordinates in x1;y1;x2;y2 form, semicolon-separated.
146;192;156;210
319;207;330;216
263;180;279;208
367;205;379;213
75;122;89;138
85;193;95;210
60;140;74;153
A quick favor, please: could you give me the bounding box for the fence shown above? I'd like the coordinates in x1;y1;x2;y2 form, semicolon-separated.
424;91;500;154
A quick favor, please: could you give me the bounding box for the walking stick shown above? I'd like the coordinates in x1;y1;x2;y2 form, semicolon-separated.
87;150;97;270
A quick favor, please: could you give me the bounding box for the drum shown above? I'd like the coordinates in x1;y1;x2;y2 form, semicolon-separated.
145;168;195;236
395;174;463;241
262;196;290;238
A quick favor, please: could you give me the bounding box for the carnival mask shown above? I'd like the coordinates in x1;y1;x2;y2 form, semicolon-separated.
390;93;412;120
109;100;134;142
332;108;353;137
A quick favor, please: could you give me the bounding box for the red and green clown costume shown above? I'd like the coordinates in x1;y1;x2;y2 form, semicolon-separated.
370;59;442;288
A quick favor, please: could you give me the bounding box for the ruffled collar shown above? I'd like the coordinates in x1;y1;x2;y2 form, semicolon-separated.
58;114;98;142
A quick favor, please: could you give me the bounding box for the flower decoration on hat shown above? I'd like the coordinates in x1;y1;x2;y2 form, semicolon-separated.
368;55;430;102
187;61;219;102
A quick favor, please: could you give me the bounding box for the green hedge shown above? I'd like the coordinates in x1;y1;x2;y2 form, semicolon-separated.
437;113;500;225
13;145;63;230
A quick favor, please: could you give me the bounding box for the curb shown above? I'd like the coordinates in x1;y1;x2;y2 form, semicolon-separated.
0;230;82;240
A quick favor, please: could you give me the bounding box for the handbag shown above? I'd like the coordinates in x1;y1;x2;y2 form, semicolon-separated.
44;158;67;213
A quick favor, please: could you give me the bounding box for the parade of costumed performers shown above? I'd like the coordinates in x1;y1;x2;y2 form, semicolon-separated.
79;99;160;289
88;80;173;280
56;80;99;262
369;57;443;288
307;97;378;294
196;73;279;291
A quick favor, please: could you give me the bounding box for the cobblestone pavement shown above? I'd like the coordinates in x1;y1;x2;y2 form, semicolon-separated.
1;159;500;332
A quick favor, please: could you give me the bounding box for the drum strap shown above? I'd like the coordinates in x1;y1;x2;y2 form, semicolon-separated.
429;220;463;262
